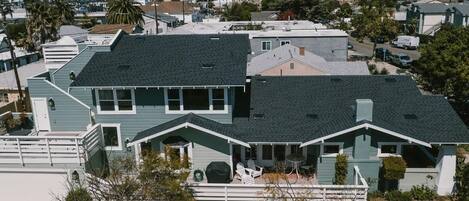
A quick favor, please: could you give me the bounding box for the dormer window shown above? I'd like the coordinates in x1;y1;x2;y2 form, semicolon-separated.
164;88;228;114
95;89;136;114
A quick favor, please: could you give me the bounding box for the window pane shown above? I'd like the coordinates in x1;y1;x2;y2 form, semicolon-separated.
168;100;180;110
183;89;209;110
98;90;114;100
103;127;118;147
274;145;285;161
213;100;225;110
99;101;115;111
262;145;272;160
118;100;132;111
324;145;340;154
116;90;131;100
381;145;397;154
212;89;224;99
168;89;179;99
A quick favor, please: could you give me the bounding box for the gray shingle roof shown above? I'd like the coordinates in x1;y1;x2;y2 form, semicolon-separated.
414;3;451;13
72;34;250;87
132;76;469;144
454;4;469;16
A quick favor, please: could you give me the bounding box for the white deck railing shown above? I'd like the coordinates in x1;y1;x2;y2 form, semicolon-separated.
190;166;368;201
0;124;103;166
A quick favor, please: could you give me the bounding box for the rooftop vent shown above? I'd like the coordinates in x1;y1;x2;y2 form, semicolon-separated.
385;77;397;83
253;114;265;119
210;37;220;40
201;63;215;69
404;114;418;120
118;65;130;70
331;78;342;82
257;78;267;83
306;114;318;119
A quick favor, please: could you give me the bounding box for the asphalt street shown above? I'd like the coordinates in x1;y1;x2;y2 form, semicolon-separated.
348;37;421;60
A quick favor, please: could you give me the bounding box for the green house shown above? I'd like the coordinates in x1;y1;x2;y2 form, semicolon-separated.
24;31;469;197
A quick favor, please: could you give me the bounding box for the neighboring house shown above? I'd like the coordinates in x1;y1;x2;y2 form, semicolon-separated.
1;32;464;200
0;34;40;73
167;21;348;61
42;36;81;71
140;1;195;24
247;44;369;76
88;24;143;45
452;4;469;26
0;61;46;112
59;25;89;43
143;12;182;34
250;11;280;21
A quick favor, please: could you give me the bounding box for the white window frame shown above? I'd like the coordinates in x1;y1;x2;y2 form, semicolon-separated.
280;40;291;46
261;41;272;51
101;123;122;151
164;88;228;114
95;89;136;115
320;143;344;157
377;142;405;157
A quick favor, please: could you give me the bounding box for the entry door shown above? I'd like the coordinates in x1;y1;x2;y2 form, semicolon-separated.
32;98;51;131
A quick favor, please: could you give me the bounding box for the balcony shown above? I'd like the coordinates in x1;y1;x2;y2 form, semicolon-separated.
0;124;103;166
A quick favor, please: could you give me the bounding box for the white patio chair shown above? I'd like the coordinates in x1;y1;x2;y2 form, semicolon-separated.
247;159;263;178
235;162;252;179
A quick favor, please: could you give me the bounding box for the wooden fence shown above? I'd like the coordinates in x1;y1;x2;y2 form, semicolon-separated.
0;124;102;166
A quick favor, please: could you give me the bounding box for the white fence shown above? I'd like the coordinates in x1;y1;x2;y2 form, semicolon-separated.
0;124;103;166
190;166;368;201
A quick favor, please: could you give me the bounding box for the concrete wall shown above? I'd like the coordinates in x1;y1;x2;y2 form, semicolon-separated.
250;36;348;61
399;168;438;191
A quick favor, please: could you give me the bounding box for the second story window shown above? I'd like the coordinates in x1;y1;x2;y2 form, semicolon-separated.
96;89;136;114
165;88;228;114
261;41;272;51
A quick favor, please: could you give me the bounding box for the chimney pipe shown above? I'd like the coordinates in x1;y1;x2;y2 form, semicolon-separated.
299;47;305;56
356;99;373;122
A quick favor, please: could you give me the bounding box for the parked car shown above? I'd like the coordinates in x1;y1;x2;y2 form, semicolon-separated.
392;36;420;50
390;53;413;68
375;48;392;61
347;42;354;49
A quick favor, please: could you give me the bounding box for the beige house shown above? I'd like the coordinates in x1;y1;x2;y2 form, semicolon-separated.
247;44;369;76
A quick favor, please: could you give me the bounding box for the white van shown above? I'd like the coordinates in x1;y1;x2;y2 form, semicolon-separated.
392;36;420;50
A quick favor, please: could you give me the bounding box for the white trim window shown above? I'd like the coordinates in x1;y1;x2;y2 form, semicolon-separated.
320;143;344;157
261;41;272;51
95;89;136;114
164;88;228;114
377;142;403;157
101;124;122;150
280;40;291;46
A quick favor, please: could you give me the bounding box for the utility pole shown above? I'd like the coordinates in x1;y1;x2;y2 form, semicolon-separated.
153;0;159;34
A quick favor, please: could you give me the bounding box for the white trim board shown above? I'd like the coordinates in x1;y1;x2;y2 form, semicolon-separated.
127;122;250;148
101;123;123;151
300;123;432;148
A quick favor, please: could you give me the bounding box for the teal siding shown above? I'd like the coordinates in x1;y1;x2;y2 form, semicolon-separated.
69;87;235;156
27;78;90;131
454;10;464;26
150;127;231;171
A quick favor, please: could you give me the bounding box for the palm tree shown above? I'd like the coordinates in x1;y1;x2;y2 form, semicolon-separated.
107;0;144;25
51;0;75;25
0;0;13;21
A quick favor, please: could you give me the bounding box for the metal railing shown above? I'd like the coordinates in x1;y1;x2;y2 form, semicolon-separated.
0;124;102;166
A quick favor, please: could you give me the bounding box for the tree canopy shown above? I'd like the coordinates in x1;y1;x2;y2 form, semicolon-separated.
221;2;258;21
0;0;13;21
414;25;469;123
106;0;144;25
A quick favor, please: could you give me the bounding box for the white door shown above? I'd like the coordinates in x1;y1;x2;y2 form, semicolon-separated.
32;98;51;131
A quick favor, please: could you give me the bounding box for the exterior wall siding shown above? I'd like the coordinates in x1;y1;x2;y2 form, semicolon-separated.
27;78;90;131
399;168;438;191
69;87;235;157
249;36;348;61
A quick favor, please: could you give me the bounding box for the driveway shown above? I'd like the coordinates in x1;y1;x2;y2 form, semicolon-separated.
348;37;421;60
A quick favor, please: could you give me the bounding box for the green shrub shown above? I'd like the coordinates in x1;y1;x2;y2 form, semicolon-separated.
382;157;406;180
334;154;348;185
410;185;437;200
65;187;92;201
384;190;412;201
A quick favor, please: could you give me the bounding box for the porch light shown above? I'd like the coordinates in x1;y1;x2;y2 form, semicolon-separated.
69;71;76;80
48;98;55;110
125;138;131;152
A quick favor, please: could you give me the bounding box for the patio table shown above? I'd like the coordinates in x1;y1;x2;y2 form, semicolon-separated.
286;154;305;180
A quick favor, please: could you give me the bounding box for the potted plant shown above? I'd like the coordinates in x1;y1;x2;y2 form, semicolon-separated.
381;156;407;190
